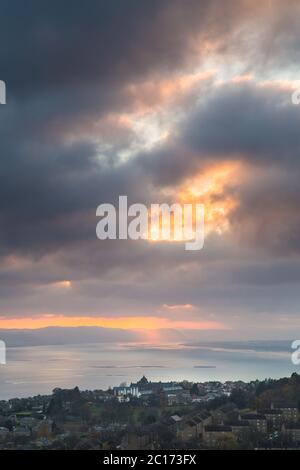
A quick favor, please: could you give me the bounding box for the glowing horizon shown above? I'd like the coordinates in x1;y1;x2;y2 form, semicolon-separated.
0;315;227;331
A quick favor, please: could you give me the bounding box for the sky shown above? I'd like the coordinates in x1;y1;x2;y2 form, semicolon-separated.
0;0;300;340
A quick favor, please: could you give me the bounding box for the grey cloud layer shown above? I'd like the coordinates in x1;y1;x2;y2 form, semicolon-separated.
0;0;248;93
0;1;300;333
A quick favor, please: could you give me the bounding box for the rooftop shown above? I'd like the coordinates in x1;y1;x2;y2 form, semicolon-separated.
285;423;300;430
205;425;232;433
226;420;250;427
259;409;282;415
241;413;266;420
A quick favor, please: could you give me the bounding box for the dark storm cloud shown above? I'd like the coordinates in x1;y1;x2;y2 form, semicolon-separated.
176;81;300;254
0;134;151;256
0;0;250;95
1;239;300;324
182;82;300;166
138;81;300;188
124;79;300;261
0;0;300;332
1;0;298;95
0;0;255;256
229;168;300;254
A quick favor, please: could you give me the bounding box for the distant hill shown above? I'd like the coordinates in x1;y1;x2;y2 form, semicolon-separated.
0;326;186;347
0;326;140;347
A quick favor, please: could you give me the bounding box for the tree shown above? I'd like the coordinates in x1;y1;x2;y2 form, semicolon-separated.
191;384;200;396
230;388;248;408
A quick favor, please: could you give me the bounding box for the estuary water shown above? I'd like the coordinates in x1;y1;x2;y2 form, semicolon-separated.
0;340;297;399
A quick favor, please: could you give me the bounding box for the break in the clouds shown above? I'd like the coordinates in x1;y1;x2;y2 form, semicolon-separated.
0;0;300;338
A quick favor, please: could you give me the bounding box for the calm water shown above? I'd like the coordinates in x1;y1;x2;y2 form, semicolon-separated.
0;341;298;399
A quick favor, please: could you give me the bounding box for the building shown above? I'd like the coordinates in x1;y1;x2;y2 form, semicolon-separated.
211;409;227;425
165;393;178;406
123;430;151;450
170;414;182;424
113;386;139;398
164;390;191;406
138;389;153;398
240;414;267;433
203;425;233;447
272;402;298;423
178;420;198;442
195;411;212;437
168;411;211;442
163;414;182;434
116;395;130;403
179;411;212;440
282;423;300;443
0;427;9;441
226;420;250;436
13;426;31;438
131;377;183;397
259;409;283;430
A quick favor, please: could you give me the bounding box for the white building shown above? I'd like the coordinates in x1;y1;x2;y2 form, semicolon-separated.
113;386;139;397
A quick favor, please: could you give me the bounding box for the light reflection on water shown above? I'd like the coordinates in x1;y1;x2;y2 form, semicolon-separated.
0;341;297;399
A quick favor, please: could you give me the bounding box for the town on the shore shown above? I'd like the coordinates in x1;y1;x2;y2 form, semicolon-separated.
1;373;300;449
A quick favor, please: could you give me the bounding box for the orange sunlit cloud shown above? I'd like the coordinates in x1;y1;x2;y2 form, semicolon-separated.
144;160;246;244
51;280;72;289
125;70;215;115
177;161;243;234
63;70;215;146
162;304;194;311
